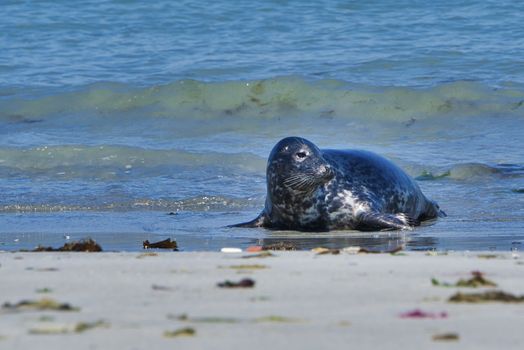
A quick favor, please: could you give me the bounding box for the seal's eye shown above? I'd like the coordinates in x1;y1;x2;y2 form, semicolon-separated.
295;151;307;159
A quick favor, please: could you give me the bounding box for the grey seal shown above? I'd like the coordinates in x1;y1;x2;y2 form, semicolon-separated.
233;136;445;231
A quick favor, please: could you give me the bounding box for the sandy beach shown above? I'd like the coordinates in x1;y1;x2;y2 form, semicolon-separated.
1;250;523;349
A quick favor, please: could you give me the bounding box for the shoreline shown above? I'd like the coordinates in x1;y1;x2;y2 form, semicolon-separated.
1;251;523;349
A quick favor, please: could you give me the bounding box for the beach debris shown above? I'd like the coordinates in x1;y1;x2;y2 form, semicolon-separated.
242;251;274;259
163;327;196;338
136;252;158;258
26;267;59;272
31;238;102;252
2;298;79;312
432;333;460;342
448;290;524;303
358;246;404;254
73;320;110;333
341;246;404;254
217;278;255;288
29;319;110;335
425;250;448;256
311;247;340;255
342;246;361;254
170;313;299;324
143;238;178;251
456;271;497;287
250;296;271;302
399;309;448;319
262;241;297;251
432;271;497;288
170;314;241;324
38;315;55;322
246;245;263;252
220;247;243;253
152;284;175;291
477;254;498;259
222;264;268;270
28;326;69;335
254;315;301;323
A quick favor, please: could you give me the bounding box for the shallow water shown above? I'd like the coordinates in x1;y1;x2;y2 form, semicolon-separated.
1;0;523;251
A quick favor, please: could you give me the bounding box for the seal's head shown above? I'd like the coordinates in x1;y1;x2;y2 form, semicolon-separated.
266;137;334;200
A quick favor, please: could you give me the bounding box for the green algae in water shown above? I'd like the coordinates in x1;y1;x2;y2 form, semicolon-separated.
416;170;450;181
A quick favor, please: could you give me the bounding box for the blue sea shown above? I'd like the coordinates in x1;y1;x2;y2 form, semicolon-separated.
1;0;523;251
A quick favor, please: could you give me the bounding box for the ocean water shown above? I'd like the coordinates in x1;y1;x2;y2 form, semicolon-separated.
1;0;523;251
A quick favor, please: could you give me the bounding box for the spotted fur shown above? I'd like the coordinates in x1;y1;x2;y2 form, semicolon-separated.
232;137;445;231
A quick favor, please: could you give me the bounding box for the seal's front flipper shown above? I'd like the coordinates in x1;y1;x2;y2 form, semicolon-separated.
229;212;268;228
357;212;419;231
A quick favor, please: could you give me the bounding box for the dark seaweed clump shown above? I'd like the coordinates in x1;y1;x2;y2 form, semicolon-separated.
31;238;102;252
217;278;255;288
262;242;297;251
143;238;178;251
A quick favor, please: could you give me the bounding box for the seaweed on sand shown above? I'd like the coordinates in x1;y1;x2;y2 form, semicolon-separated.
262;242;297;251
432;333;459;341
164;327;196;338
449;290;524;303
28;320;109;334
311;247;340;255
217;278;255;288
2;298;79;312
432;271;497;288
31;238;102;252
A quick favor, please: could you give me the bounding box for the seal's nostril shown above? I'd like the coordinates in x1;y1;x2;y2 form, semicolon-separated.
318;164;334;180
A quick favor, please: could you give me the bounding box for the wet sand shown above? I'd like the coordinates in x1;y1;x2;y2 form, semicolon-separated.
1;250;523;349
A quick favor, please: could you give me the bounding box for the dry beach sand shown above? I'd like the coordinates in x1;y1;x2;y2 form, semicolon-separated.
1;250;524;349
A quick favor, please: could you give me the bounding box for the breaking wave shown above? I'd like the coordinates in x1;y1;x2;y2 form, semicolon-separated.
2;78;523;123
